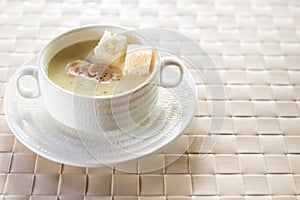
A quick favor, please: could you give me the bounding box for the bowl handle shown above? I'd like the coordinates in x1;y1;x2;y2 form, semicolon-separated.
159;56;184;88
15;65;40;99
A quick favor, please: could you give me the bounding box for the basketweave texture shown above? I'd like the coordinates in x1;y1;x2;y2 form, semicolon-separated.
1;0;300;199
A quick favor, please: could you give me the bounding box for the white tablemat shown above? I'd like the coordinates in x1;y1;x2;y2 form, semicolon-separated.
0;0;300;199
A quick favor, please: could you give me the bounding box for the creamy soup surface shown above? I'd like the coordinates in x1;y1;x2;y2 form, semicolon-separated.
47;40;151;96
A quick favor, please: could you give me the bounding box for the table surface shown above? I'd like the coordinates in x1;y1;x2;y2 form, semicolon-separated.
1;0;300;199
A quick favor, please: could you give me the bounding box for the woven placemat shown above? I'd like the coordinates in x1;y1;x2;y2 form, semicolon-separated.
1;0;300;199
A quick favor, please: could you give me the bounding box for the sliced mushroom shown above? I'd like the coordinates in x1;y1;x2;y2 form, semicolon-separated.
66;59;123;83
87;63;108;77
88;64;123;82
66;59;91;76
109;66;123;80
102;66;123;82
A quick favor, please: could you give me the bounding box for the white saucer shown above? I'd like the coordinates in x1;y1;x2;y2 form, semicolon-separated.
4;55;197;167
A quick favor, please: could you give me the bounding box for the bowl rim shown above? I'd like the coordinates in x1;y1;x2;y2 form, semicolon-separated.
38;24;160;99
